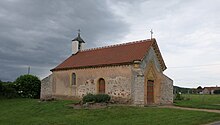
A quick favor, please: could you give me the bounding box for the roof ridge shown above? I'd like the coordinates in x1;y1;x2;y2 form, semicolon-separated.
81;39;152;52
204;87;220;88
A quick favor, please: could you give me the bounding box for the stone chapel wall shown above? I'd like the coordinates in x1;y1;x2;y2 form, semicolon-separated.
132;47;162;105
160;74;173;104
52;65;132;103
40;74;53;100
132;46;173;105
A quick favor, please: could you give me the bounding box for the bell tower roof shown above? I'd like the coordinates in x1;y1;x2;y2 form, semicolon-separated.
72;29;85;43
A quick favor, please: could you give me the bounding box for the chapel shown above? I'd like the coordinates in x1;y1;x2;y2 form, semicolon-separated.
41;32;173;105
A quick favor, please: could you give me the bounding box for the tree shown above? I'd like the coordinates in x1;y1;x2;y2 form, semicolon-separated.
0;80;2;95
196;86;203;94
0;80;18;98
14;75;41;99
197;86;202;90
214;90;220;94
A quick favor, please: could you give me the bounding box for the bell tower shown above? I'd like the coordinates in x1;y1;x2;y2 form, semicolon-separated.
72;29;85;54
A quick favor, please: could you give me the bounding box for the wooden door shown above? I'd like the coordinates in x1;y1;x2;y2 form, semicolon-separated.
99;79;105;94
147;80;154;104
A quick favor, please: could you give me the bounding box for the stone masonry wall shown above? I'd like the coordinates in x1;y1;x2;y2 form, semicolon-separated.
40;74;53;100
131;46;173;105
160;74;173;104
131;65;145;105
132;47;162;105
52;65;132;103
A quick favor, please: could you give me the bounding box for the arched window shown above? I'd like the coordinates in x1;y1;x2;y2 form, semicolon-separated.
72;73;76;85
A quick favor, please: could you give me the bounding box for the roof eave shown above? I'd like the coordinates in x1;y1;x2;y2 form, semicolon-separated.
51;62;133;72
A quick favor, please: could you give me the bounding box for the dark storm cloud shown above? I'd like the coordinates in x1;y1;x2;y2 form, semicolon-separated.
0;0;129;81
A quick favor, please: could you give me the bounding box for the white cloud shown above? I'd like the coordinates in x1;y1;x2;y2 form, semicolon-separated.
107;0;220;87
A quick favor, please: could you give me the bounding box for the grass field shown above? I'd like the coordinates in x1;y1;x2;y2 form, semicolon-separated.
0;99;220;125
174;94;220;110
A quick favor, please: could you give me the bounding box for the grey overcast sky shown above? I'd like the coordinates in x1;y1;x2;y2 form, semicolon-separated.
0;0;219;88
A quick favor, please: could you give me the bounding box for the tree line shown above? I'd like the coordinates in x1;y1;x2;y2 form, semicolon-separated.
0;75;41;99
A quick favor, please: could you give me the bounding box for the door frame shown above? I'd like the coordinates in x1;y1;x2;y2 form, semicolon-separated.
146;80;154;104
144;62;157;105
98;78;105;94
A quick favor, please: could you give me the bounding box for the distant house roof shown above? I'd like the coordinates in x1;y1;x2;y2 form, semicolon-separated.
203;87;220;91
51;38;166;71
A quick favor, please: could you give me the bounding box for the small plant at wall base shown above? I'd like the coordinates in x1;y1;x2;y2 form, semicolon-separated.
95;94;111;103
82;93;96;103
83;93;111;103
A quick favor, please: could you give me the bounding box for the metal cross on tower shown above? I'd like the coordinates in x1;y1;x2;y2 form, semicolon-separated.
150;29;153;40
78;29;81;36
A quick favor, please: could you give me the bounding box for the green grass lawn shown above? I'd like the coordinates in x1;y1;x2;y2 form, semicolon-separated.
0;99;220;125
174;94;220;110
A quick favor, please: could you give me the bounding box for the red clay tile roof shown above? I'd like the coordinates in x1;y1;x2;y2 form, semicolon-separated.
51;39;166;71
203;87;220;91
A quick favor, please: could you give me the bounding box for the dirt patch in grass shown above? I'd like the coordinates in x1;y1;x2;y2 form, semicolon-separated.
68;102;108;109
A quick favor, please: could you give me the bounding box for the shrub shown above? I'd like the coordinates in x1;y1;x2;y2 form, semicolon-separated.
82;93;111;103
1;85;18;99
83;93;96;103
0;81;3;97
0;82;18;99
0;81;2;93
214;90;220;94
175;93;184;100
14;75;41;99
95;94;111;103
